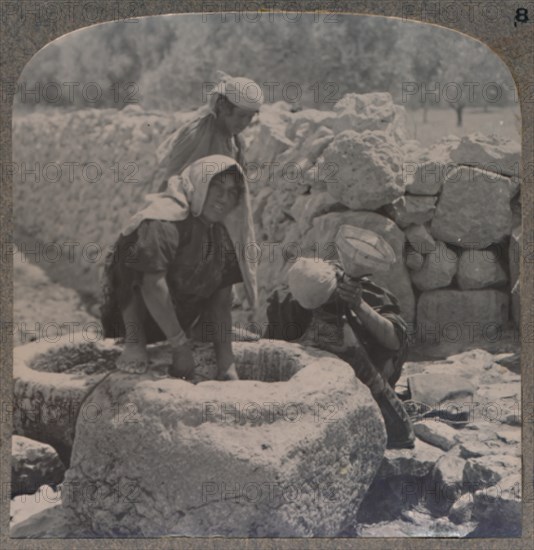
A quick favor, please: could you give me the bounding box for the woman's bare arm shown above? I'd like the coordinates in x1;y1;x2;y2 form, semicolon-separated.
140;272;184;340
141;272;196;378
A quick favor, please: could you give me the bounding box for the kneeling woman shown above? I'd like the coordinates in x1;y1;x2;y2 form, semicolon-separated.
101;155;256;380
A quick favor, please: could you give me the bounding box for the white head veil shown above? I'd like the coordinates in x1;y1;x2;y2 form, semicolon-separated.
120;154;258;308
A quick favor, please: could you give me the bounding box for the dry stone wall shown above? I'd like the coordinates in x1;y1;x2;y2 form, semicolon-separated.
13;94;521;343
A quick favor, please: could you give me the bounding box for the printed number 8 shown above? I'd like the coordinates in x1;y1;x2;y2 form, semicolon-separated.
514;8;529;27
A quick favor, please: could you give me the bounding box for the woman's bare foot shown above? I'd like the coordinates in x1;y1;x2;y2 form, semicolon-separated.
216;363;239;381
116;344;149;374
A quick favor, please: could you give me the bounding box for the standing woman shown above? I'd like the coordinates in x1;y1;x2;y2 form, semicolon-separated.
101;155;257;380
153;71;264;193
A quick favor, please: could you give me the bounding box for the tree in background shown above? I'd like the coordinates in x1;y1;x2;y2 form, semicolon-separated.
15;14;515;118
396;23;515;126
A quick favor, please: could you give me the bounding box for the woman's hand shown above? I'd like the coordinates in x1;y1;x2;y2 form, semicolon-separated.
170;343;196;379
337;277;363;310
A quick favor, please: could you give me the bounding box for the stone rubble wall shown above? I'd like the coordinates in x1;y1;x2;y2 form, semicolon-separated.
13;95;522;341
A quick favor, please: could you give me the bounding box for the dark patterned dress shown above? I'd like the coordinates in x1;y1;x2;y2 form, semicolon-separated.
265;277;408;387
101;215;242;343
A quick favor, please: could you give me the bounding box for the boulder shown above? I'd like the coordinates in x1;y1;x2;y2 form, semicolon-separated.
405;135;461;195
471;473;521;535
410;241;458;291
416;290;509;344
331;92;399;136
268;126;335;194
301;211;415;321
413;422;460;451
427;449;466;513
449;133;521;179
463;454;521;488
323;130;405;210
448;492;474;524
404;224;436;255
11;436;66;497
62;340;386;537
286;109;336;141
430;166;515;248
375;438;444;479
243;112;294;170
457;249;508;290
385;195;437;229
10;489;82;538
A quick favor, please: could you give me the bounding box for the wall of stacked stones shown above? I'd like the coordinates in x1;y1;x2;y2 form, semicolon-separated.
13;94;521;343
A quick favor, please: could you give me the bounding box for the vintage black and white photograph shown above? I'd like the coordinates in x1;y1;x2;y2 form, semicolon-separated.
8;8;523;539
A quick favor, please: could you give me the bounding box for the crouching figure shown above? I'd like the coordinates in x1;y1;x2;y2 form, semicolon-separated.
264;227;415;449
100;155;257;381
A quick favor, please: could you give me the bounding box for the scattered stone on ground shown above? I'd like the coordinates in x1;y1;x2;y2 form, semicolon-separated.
413;422;460;451
12;337;522;538
11;436;66;497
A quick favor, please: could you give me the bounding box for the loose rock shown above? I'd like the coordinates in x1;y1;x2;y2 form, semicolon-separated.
463;454;521;488
413;422;460;451
427;449;466;513
469;473;521;536
448;492;474;524
324;130;405;210
376;439;444;479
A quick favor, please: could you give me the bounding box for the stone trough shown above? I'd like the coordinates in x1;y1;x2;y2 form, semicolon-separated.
13;334;386;537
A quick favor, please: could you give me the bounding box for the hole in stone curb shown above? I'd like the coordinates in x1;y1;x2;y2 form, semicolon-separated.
26;340;307;383
28;342;120;375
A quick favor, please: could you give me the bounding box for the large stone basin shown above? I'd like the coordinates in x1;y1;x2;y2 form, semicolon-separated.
14;334;386;536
